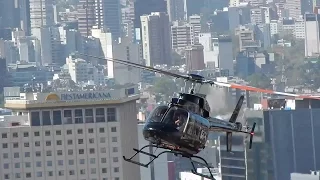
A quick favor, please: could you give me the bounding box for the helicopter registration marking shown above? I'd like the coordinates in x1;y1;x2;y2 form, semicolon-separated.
199;130;207;140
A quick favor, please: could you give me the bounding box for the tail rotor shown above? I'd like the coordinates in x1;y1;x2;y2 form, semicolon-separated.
249;122;256;149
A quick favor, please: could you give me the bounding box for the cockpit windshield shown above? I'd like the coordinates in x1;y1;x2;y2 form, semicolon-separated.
162;106;189;131
147;106;168;122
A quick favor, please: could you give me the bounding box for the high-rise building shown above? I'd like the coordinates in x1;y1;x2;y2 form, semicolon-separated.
304;13;320;57
30;0;54;35
94;0;122;39
185;44;205;71
285;0;302;19
171;21;194;51
113;37;142;85
167;0;184;22
140;12;171;66
77;0;95;37
2;87;141;180
134;0;167;29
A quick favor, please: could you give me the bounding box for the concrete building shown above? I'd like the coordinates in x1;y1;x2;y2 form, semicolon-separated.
137;123;169;180
113;37;142;85
91;27;113;77
32;26;63;65
215;36;234;76
140;12;171;66
188;15;201;43
285;0;302;19
66;55;105;85
218;135;246;180
291;171;320;180
304;13;320;57
2;86;141;180
18;36;41;64
30;0;54;35
185;44;205;71
77;0;95;37
167;0;184;22
171;21;194;51
94;0;122;39
198;33;218;68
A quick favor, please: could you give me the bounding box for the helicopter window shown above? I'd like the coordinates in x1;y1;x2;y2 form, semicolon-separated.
147;106;168;122
162;107;189;131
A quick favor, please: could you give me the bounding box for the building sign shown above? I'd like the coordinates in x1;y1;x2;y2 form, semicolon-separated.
60;92;111;101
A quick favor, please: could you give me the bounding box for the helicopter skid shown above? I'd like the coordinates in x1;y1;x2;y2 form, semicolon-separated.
123;144;216;180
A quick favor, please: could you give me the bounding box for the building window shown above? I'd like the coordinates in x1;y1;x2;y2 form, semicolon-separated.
91;168;96;174
77;129;83;134
90;158;95;164
78;139;84;144
56;130;61;135
96;108;105;122
67;140;73;145
48;171;53;176
45;131;50;136
2;133;7;138
58;160;63;166
75;109;83;124
89;148;95;154
53;110;62;125
112;137;117;142
58;170;64;176
57;140;62;145
34;131;40;136
102;168;107;173
113;157;119;162
13;132;18;138
3;153;8;159
25;162;31;168
80;169;85;175
13;143;19;148
101;158;107;163
107;108;116;122
4;174;9;179
35;141;40;146
112;147;118;153
67;130;72;135
88;128;94;133
25;152;30;157
24;142;29;147
114;167;119;173
68;160;74;165
35;151;41;157
14;152;19;158
111;127;117;132
89;138;94;144
26;172;31;178
15;173;20;179
23;132;29;137
69;170;75;175
2;143;7;148
47;161;52;167
46;141;51;146
57;150;63;156
79;159;85;164
99;128;105;133
68;149;73;155
100;137;106;143
85;109;94;123
42;111;51;125
14;163;20;168
3;163;9;169
36;161;41;167
31;111;40;126
36;172;42;177
101;147;106;153
79;149;84;154
63;110;72;124
46;151;52;156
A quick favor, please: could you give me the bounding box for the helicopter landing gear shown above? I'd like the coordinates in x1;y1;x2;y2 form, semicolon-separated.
123;144;216;180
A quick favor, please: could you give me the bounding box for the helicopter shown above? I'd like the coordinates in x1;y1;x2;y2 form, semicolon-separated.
77;53;320;180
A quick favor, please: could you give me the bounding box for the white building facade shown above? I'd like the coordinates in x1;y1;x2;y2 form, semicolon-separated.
2;87;141;180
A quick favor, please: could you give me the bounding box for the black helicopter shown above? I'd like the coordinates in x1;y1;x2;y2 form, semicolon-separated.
77;53;320;179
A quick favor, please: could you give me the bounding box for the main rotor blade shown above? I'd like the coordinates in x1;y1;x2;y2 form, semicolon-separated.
214;81;320;100
77;53;191;81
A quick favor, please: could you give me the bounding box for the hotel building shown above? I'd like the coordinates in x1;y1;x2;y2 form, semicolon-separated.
1;85;140;180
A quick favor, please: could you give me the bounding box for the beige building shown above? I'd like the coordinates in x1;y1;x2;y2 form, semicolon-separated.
140;12;172;66
185;44;205;71
3;86;141;180
171;21;194;51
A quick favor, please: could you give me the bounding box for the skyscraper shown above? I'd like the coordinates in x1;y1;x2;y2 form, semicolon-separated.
77;0;95;37
29;0;54;35
134;0;167;28
94;0;121;39
140;12;171;66
285;0;302;19
167;0;184;22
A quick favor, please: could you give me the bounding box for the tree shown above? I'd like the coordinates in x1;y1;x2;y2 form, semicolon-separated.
153;77;178;96
247;73;272;89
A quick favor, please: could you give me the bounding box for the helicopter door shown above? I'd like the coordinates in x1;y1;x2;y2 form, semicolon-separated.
162;107;189;132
